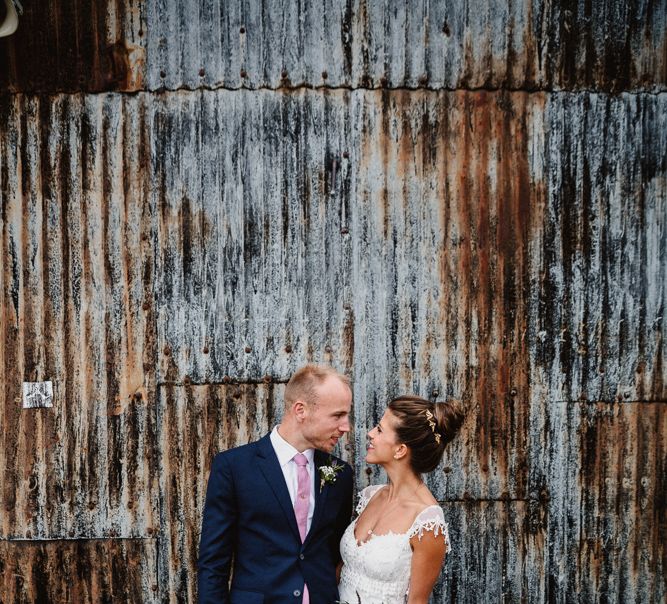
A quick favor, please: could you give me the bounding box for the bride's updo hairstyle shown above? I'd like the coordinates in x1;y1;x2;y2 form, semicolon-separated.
387;395;464;474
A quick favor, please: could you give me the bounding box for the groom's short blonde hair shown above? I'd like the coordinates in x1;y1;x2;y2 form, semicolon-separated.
284;364;350;408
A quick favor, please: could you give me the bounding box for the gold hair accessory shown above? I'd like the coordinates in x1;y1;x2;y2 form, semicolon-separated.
424;409;441;444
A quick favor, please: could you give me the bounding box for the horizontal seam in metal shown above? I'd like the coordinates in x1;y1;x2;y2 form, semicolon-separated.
2;86;667;97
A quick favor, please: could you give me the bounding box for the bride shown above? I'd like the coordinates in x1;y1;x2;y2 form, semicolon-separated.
338;395;464;603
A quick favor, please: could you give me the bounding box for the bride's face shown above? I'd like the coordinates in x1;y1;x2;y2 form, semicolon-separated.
365;410;400;464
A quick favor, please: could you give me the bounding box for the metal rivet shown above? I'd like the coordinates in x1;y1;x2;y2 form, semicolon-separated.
365;467;372;475
240;26;246;34
285;345;293;353
263;375;272;383
138;29;144;37
443;466;452;473
183;376;191;385
203;346;209;354
164;346;171;356
160;70;166;79
244;346;252;353
199;68;205;77
342;151;349;159
325;345;332;353
510;388;517;396
321;71;328;80
240;69;247;78
432;390;439;398
223;376;231;384
147;527;154;535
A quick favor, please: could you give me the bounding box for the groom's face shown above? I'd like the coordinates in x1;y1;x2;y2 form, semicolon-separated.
301;376;352;453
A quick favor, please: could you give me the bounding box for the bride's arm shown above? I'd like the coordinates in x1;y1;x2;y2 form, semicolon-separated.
406;532;447;604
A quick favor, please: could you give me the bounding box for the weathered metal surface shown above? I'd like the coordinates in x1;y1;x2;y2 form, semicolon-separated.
1;0;666;92
0;93;158;540
544;402;666;603
1;87;664;601
0;538;158;603
0;9;665;597
0;0;145;92
436;500;547;602
157;383;283;602
154;89;355;386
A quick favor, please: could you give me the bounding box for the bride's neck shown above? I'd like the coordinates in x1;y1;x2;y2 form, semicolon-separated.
383;465;422;500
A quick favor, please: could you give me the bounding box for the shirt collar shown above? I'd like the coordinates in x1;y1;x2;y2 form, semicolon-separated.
270;425;315;468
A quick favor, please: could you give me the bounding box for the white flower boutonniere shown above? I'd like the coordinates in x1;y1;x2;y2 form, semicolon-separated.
318;458;344;492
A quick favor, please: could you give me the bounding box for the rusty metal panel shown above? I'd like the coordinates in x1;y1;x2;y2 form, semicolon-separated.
156;383;282;602
105;0;667;91
0;93;158;540
1;1;665;92
0;538;158;603
1;84;664;603
0;1;145;92
544;402;666;602
347;89;545;503
530;93;667;404
154;89;355;385
436;500;547;602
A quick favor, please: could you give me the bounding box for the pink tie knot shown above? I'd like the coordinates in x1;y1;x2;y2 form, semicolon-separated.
293;453;308;467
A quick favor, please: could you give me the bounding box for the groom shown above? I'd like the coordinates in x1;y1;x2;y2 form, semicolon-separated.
198;365;354;604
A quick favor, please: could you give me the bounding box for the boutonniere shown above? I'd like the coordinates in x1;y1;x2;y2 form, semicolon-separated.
318;457;344;492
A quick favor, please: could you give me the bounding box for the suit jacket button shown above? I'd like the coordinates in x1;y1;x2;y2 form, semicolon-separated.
293;589;301;597
299;553;305;560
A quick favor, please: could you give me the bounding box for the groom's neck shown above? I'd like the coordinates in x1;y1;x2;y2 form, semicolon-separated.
277;422;311;453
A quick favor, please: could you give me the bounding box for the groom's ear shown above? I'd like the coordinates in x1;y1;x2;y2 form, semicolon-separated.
293;400;308;421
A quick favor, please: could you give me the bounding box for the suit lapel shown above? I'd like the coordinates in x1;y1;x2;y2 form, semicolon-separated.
305;449;331;544
255;434;301;541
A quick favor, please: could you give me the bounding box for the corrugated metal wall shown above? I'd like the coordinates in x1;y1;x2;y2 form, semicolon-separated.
1;2;665;602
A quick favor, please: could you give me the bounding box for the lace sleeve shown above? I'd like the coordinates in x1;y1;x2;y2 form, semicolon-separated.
355;485;385;516
407;505;451;553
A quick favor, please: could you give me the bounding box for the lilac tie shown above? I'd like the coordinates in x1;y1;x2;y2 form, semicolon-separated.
293;453;310;604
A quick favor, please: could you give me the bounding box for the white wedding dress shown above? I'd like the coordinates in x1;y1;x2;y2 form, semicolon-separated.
338;485;451;604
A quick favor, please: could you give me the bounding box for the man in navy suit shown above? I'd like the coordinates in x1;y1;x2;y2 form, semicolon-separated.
198;365;354;604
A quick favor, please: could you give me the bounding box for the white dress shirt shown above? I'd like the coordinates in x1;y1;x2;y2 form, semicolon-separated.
270;425;316;533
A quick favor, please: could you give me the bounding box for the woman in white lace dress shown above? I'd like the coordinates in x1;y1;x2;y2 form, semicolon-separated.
338;396;464;604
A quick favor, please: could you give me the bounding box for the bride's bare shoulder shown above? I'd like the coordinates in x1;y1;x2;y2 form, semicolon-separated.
415;484;439;507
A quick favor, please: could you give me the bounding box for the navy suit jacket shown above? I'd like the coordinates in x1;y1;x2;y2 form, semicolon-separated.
198;434;354;604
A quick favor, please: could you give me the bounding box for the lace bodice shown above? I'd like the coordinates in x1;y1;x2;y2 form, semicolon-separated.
338;485;451;604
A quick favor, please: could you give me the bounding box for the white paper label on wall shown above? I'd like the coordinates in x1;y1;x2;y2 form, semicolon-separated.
22;381;54;409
